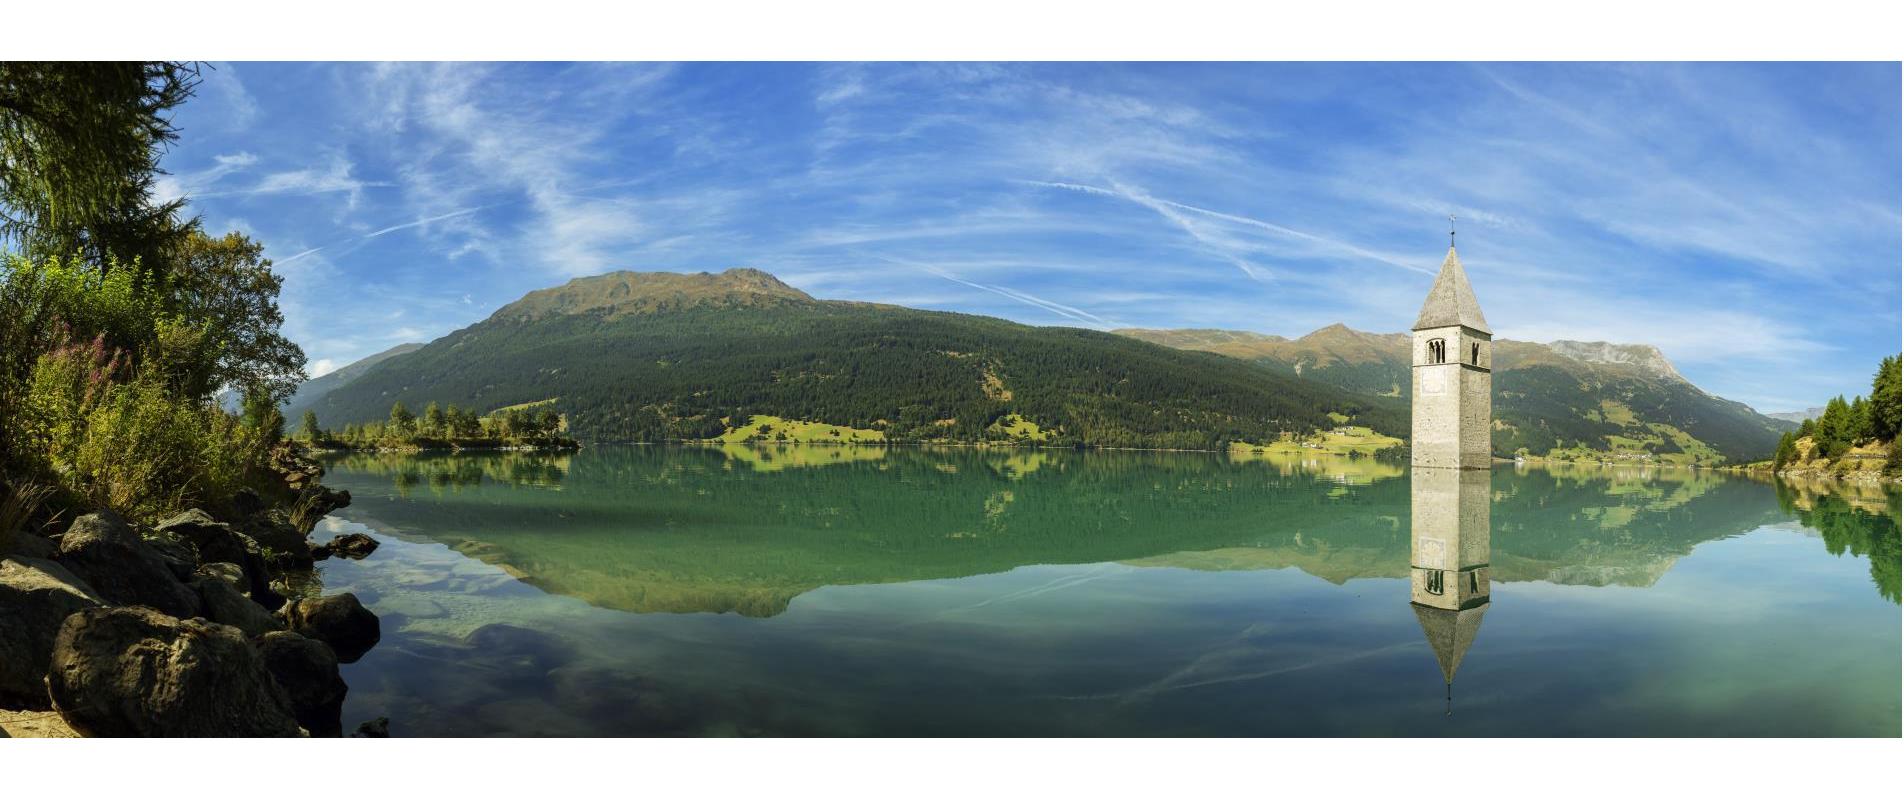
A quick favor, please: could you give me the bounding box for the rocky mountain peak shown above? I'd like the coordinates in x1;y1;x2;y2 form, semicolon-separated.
490;268;813;322
1545;340;1685;382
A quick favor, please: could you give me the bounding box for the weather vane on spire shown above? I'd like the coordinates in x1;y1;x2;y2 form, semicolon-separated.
1449;214;1457;248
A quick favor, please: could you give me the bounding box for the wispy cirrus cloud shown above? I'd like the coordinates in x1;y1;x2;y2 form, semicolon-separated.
873;254;1122;329
155;62;1899;413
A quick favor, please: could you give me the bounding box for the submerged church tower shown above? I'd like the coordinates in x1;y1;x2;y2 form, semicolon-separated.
1411;236;1492;470
1409;226;1493;713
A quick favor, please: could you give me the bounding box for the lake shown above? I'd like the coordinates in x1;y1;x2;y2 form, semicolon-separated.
309;444;1901;736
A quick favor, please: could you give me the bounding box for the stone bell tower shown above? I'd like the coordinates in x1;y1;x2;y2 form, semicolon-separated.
1411;230;1492;470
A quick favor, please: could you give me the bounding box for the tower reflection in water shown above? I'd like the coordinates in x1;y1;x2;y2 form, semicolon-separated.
1409;467;1491;715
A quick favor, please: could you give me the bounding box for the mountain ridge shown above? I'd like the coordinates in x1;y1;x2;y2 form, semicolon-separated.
1118;324;1791;462
282;342;425;422
297;268;1406;450
492;267;816;322
285;268;1787;462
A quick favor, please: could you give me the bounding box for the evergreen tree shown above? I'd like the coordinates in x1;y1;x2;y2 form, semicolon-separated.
1871;355;1901;442
301;410;321;442
423;401;445;437
1773;431;1797;469
0;62;201;282
1816;395;1851;458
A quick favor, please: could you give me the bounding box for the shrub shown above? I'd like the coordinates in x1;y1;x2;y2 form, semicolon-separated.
67;375;266;519
18;333;271;520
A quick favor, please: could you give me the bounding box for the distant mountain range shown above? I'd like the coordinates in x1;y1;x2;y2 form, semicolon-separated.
283;268;1790;462
1118;324;1792;463
291;269;1402;450
283;342;424;422
1765;407;1826;424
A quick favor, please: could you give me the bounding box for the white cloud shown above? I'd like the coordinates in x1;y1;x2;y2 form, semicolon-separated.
200;62;260;131
884;256;1121;329
155;151;259;203
249;156;386;207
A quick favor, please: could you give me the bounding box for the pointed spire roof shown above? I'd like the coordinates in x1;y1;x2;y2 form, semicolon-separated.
1412;602;1489;684
1413;247;1491;334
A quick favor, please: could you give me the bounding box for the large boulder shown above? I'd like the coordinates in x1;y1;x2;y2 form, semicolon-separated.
46;606;303;737
141;529;200;581
256;631;347;737
278;593;380;663
194;561;247;592
155;509;250;565
54;511;200;619
0;558;104;709
191;577;284;638
156;511;281;612
3;529;58;560
246;515;315;569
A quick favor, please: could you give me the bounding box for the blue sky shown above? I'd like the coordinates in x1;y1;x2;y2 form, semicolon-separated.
159;62;1900;413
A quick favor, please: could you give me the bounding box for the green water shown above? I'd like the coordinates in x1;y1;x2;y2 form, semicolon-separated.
310;444;1901;736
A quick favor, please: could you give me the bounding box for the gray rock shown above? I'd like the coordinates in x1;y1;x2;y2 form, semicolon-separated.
156;511;282;612
324;532;379;560
351;716;390;738
247;516;315;569
278;593;380;663
141;529;200;581
194;561;247;592
0;558;105;709
231;487;265;517
54;511;200;619
3;530;58;560
256;631;346;737
191;577;284;638
155;509;249;565
46;606;303;737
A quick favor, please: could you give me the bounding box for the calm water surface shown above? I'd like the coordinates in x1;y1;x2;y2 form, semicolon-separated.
310;445;1901;736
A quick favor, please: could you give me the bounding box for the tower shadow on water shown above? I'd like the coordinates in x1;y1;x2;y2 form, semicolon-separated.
1409;231;1493;716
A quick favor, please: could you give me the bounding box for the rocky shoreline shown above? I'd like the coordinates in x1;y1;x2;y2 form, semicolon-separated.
0;448;389;738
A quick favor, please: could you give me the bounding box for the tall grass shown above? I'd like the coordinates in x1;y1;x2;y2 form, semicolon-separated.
286;486;326;535
1;479;55;553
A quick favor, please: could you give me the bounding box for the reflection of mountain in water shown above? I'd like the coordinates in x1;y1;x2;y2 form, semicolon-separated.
319;446;1898;616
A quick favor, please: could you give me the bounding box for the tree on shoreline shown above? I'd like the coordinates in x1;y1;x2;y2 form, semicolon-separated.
1;62;306;521
0;62;200;284
1775;354;1902;472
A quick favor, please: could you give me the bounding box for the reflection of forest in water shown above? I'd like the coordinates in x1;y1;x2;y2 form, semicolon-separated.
319;445;1902;614
1775;480;1901;602
326;450;573;491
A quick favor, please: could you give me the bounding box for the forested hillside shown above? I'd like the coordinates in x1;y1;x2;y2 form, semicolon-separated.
279;342;422;421
1120;324;1792;464
303;270;1405;449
